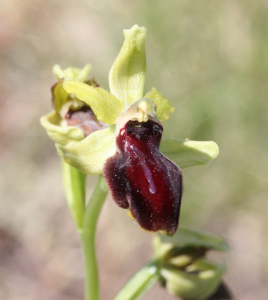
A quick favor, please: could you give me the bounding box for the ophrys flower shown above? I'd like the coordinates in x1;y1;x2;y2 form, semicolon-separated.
44;25;219;235
40;64;106;146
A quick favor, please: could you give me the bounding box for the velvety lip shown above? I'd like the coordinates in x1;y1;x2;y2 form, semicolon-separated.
104;119;183;234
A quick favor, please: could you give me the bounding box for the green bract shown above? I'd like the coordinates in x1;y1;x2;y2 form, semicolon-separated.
41;25;219;175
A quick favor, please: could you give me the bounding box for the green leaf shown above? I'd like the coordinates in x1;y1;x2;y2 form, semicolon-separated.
160;137;219;169
63;80;125;124
113;262;159;300
155;225;229;252
161;260;226;300
40;111;85;146
144;88;174;122
62;161;86;230
109;25;147;108
56;125;117;175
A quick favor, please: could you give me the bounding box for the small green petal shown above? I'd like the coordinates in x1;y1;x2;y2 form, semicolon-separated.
109;25;147;108
40;111;85;146
63;80;125;124
52;81;69;115
65;64;92;81
160;137;219;169
53;65;66;80
144;88;174;122
63;67;83;80
53;64;92;81
56;125;117;175
75;64;92;82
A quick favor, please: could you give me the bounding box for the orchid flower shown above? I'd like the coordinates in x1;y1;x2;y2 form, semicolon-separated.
40;64;106;146
41;25;219;235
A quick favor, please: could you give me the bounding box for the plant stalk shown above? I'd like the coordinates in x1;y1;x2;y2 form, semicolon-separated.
80;175;108;300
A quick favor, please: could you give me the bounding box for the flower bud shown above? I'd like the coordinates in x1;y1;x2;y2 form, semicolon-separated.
161;259;226;300
153;226;229;299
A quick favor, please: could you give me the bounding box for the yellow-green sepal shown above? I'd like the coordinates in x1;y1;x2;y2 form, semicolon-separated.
160;137;219;169
56;125;117;175
109;25;147;108
63;80;125;124
53;64;92;81
161;259;226;300
154;226;229;255
144;88;174;122
40;111;85;146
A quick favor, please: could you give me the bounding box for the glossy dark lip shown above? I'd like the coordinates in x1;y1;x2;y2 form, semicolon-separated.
104;119;183;234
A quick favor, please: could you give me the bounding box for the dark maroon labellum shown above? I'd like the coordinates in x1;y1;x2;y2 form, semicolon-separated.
104;119;183;235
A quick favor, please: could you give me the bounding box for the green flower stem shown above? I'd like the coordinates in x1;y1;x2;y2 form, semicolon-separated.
113;261;160;300
62;160;86;230
62;161;108;300
80;175;108;300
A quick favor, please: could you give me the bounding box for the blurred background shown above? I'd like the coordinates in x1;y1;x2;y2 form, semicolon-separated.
0;0;268;299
